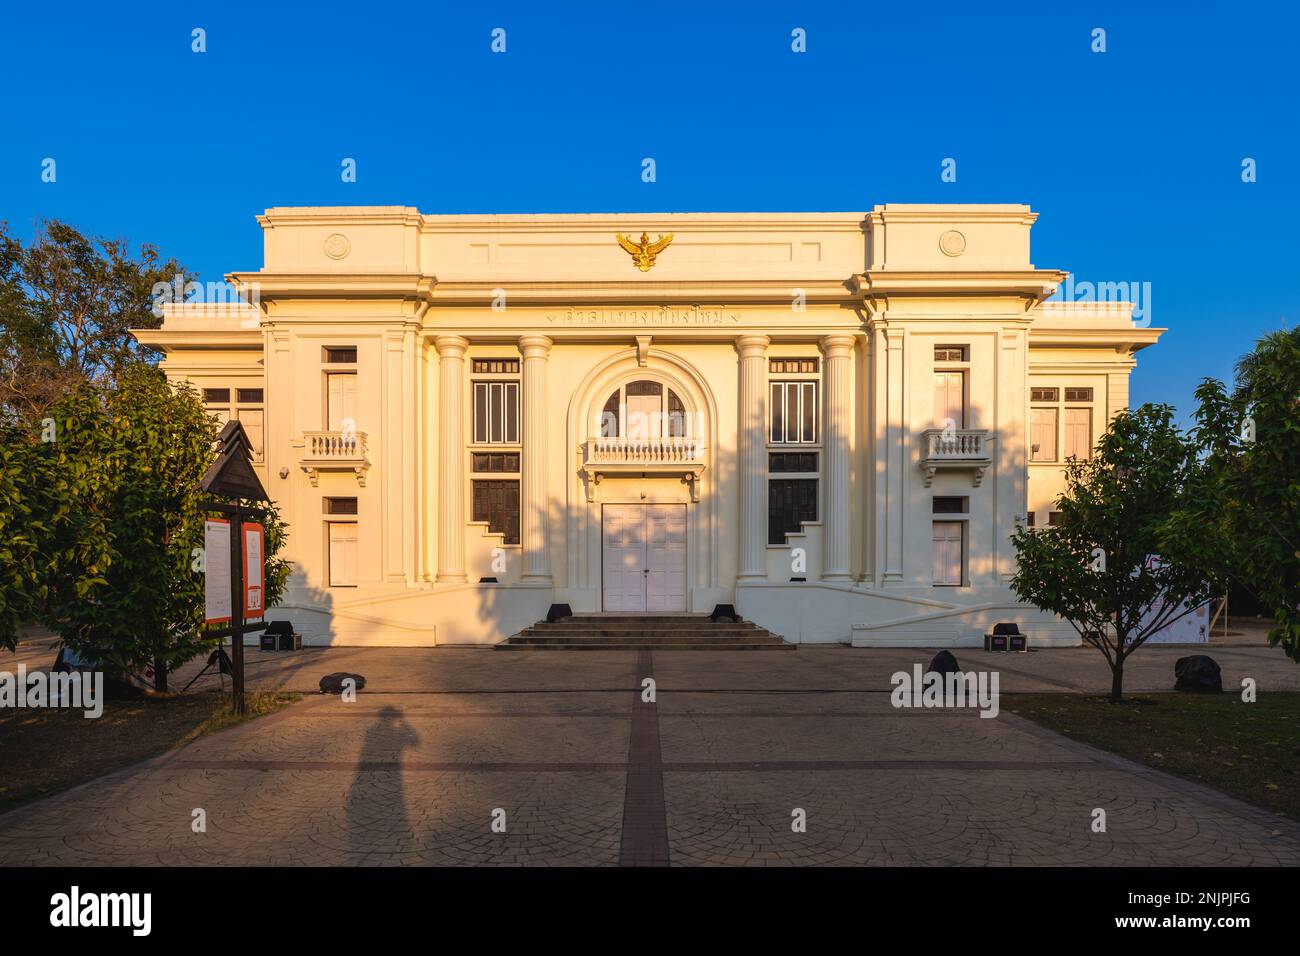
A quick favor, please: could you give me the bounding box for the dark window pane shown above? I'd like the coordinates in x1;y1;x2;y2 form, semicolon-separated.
324;347;357;364
505;382;519;443
324;497;358;515
203;388;229;403
473;480;520;545
601;390;620;437
770;383;785;442
1026;511;1036;527
935;346;968;362
801;382;816;441
472;453;519;473
490;383;503;443
236;388;263;403
768;478;818;545
1048;511;1062;526
770;452;818;473
1064;387;1094;402
474;383;488;443
1031;387;1059;402
932;496;967;514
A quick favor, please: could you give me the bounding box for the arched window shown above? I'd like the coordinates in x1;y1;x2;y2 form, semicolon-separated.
598;380;689;438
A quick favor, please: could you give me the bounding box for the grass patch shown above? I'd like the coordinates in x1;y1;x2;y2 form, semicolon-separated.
1006;692;1300;821
0;690;297;811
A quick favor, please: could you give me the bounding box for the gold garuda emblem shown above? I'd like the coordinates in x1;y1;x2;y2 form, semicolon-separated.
616;232;673;272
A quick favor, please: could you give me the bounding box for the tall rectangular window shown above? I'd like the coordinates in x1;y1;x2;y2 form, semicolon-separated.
327;372;358;432
202;385;263;459
932;521;965;586
1030;406;1058;461
473;381;520;444
238;409;264;460
933;371;965;429
769;381;817;444
472;480;520;544
327;522;358;587
1064;407;1092;460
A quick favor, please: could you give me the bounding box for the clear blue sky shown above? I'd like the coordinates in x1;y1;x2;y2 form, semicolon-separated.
2;0;1295;419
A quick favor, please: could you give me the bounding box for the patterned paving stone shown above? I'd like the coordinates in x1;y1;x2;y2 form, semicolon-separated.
1;645;1297;866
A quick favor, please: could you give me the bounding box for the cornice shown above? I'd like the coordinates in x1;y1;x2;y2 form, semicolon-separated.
131;329;263;353
854;269;1067;310
418;213;870;235
1028;326;1164;353
867;204;1038;227
424;278;857;305
226;272;436;300
257;207;424;229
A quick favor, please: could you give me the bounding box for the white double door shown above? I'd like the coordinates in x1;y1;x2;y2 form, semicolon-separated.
602;504;687;613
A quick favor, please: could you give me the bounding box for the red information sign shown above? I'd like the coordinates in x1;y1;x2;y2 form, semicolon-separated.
242;521;265;619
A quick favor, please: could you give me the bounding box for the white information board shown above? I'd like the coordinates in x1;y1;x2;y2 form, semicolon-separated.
204;518;232;623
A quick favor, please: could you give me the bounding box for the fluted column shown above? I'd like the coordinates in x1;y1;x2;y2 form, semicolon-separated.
821;334;855;580
736;334;770;581
435;335;469;583
519;335;552;582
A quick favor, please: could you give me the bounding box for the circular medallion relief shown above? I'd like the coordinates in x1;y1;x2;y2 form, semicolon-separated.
324;233;351;260
939;230;966;257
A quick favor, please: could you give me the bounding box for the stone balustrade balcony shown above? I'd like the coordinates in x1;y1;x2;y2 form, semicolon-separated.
299;430;370;486
918;427;992;487
581;435;706;501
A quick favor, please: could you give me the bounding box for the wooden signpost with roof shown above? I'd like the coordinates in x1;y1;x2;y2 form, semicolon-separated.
198;420;271;714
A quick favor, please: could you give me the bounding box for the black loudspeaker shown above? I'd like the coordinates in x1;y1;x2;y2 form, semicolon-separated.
263;621;301;652
984;633;1008;652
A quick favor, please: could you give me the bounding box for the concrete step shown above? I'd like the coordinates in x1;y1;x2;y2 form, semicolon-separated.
507;633;785;645
520;625;764;636
531;619;760;627
499;613;792;650
495;640;795;651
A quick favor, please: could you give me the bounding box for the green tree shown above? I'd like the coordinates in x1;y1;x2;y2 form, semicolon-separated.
4;368;291;689
1165;328;1300;662
1010;404;1214;701
0;219;188;421
0;392;112;651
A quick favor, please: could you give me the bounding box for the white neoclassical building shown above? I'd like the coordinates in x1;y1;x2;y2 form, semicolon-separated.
133;204;1162;647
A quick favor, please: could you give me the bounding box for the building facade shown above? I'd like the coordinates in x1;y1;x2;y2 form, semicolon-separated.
133;204;1162;646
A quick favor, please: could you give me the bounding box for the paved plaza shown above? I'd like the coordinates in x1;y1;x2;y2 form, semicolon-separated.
1;640;1298;866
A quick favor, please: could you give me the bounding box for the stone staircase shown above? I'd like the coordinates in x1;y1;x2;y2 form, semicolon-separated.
495;614;793;651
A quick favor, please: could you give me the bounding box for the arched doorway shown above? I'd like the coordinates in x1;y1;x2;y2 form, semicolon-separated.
564;350;721;614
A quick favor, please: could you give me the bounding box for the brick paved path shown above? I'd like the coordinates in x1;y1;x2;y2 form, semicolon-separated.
1;647;1298;866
